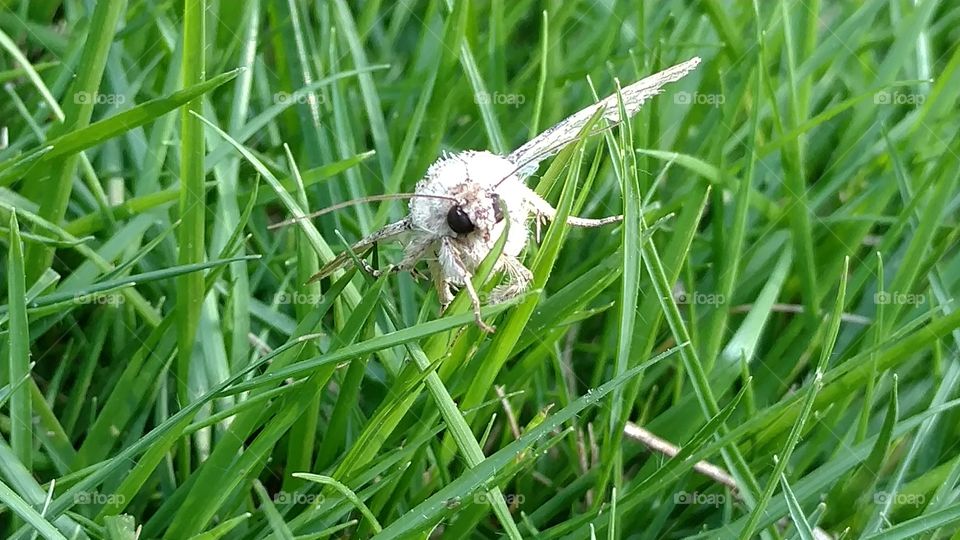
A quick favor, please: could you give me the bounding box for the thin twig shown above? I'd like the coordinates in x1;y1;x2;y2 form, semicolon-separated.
625;423;835;539
495;385;521;440
247;332;272;355
587;422;599;470
731;303;871;325
576;427;593;506
623;422;738;491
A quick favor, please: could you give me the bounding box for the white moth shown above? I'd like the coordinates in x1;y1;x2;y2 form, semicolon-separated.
294;56;701;331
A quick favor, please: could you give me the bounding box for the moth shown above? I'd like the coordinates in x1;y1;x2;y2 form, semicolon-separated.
281;57;701;332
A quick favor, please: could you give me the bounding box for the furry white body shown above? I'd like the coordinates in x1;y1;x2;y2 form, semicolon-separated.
410;151;531;304
308;57;702;331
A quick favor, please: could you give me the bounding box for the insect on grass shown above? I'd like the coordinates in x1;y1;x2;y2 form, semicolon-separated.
275;57;702;332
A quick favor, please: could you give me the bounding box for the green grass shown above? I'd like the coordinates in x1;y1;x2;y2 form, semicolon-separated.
0;1;959;539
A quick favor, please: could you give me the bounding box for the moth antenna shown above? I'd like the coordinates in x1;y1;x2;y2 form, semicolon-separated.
268;192;458;229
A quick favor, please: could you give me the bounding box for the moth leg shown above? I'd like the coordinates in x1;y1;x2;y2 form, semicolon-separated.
354;235;434;281
534;212;546;243
428;259;455;309
358;258;386;278
411;267;429;281
438;237;495;333
520;184;623;229
308;218;412;283
489;255;533;304
394;237;434;282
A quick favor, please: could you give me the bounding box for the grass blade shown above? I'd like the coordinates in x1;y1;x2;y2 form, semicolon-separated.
175;0;207;479
19;0;127;282
6;212;32;471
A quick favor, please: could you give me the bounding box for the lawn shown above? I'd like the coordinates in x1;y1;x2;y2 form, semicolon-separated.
1;1;959;539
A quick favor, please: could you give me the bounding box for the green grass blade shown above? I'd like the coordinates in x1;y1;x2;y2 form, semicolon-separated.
373;347;682;539
294;473;383;534
19;0;127;282
780;473;815;540
0;69;239;184
6;211;32;472
0;478;66;540
174;0;207;481
738;257;849;539
0;27;63;121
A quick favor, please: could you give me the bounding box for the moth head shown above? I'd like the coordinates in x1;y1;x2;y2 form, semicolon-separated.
445;189;506;238
446;204;475;234
412;150;517;238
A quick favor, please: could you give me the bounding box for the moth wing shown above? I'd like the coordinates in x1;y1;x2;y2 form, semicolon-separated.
307;217;412;283
507;56;701;177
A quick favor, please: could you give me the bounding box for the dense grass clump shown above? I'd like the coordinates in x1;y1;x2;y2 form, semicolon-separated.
1;1;959;538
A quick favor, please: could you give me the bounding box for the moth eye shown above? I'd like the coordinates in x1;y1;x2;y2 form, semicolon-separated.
491;194;504;223
447;205;475;234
